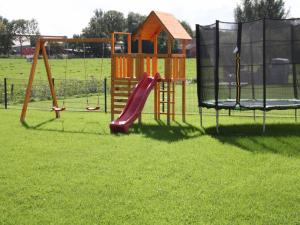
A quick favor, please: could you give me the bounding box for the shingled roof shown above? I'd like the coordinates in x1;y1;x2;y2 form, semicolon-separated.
133;11;192;41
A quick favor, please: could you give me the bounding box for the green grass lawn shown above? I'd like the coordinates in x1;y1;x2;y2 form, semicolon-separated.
0;108;300;225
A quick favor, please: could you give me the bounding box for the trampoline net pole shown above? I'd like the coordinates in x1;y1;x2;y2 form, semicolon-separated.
199;107;203;127
263;18;267;111
263;110;266;133
216;109;219;134
215;20;219;110
291;24;299;100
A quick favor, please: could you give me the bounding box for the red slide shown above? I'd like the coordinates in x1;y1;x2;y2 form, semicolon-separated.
110;73;160;133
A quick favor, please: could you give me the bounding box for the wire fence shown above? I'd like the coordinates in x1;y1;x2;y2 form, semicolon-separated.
0;77;299;119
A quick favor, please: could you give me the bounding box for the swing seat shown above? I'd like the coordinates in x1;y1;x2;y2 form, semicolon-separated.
86;106;100;111
52;106;66;112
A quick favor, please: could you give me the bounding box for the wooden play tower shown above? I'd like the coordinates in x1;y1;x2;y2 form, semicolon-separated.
111;11;192;125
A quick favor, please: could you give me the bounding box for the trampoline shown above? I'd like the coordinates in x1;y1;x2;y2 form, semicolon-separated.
196;18;300;132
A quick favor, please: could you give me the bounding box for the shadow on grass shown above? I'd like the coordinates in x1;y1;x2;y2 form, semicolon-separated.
206;123;300;157
130;120;205;142
21;119;204;141
21;119;103;135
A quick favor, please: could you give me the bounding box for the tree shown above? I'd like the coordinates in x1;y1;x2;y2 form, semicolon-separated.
180;21;194;38
103;10;125;35
234;0;289;22
11;19;40;56
82;9;126;56
0;16;14;55
126;12;146;33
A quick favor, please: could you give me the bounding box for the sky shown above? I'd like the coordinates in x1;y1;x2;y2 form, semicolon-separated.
1;0;300;37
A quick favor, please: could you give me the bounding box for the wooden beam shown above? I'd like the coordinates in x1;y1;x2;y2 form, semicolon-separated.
167;80;171;125
40;37;111;43
20;40;41;122
41;44;60;118
111;33;115;55
138;38;142;54
127;34;131;54
153;34;158;120
111;55;115;121
182;80;186;122
172;81;175;121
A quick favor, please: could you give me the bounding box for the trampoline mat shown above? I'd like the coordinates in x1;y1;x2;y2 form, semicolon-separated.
202;99;300;110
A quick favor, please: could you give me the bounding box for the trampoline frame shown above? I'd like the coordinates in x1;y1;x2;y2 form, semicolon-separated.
196;18;300;133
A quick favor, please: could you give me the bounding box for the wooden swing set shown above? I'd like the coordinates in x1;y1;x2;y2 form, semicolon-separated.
20;35;113;122
20;11;191;126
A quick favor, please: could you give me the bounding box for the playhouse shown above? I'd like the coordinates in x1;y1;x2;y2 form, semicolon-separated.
110;11;192;126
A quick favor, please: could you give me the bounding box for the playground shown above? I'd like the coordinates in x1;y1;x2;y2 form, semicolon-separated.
0;8;300;225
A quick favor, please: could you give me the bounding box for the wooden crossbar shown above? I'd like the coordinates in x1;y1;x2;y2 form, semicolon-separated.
40;37;111;43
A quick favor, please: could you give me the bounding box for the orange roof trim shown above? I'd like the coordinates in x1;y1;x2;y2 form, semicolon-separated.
133;11;192;41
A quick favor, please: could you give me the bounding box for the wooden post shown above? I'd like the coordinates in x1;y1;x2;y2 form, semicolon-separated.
153;34;158;120
111;56;115;121
167;79;171;125
181;40;186;122
20;40;41;122
182;80;186;122
127;33;131;54
41;43;60;118
104;77;107;113
172;81;175;121
111;33;115;121
137;37;143;123
157;81;161;120
166;36;172;125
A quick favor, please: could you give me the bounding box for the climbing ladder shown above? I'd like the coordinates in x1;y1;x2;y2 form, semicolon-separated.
155;80;175;122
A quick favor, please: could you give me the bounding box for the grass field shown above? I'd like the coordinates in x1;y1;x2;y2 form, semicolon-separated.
0;58;196;80
0;108;300;225
1;57;300;224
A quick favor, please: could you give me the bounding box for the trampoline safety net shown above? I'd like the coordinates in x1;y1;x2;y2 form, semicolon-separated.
196;18;300;110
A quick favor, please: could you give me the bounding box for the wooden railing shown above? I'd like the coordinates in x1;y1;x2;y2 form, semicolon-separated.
111;53;185;80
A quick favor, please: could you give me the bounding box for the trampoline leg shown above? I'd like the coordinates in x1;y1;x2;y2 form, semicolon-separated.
263;111;266;133
295;109;297;123
199;107;203;127
253;110;256;121
216;109;219;134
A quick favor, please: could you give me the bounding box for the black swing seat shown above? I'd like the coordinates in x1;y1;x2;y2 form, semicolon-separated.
86;106;100;111
52;106;66;112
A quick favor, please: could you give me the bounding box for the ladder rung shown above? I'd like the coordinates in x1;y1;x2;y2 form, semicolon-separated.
114;104;126;109
113;110;122;114
114;99;128;103
159;90;174;93
114;93;130;97
160;101;174;104
159;112;175;115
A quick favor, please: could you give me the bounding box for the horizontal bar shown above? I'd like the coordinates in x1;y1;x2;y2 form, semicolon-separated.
41;37;111;43
113;32;131;35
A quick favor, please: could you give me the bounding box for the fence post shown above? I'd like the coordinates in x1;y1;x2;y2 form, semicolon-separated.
11;84;14;100
4;78;8;109
104;77;107;113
